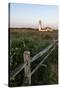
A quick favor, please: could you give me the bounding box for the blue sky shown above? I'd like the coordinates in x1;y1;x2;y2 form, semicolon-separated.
10;3;58;29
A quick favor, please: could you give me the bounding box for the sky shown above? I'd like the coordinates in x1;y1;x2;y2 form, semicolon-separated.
10;3;58;29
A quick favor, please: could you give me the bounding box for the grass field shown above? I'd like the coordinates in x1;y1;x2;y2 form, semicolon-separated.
9;28;58;87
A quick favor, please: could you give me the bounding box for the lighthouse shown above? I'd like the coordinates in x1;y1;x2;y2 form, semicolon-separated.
39;20;42;31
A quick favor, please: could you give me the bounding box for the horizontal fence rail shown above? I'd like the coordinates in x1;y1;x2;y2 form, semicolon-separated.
10;63;26;80
30;40;58;63
30;44;57;76
10;40;58;82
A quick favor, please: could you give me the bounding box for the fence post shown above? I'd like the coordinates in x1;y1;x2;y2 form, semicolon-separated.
23;51;31;85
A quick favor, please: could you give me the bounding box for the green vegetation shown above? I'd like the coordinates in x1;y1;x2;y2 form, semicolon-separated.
9;28;58;87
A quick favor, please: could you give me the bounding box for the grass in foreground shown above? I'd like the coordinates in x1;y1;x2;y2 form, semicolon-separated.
9;28;58;86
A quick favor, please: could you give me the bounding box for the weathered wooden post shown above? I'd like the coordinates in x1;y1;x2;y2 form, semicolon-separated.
23;51;31;85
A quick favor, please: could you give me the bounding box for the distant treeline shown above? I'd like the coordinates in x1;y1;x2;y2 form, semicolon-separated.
9;27;38;31
9;27;58;31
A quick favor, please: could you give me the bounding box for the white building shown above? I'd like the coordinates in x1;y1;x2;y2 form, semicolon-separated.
38;20;53;31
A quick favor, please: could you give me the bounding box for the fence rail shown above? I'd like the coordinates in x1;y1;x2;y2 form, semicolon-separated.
30;40;57;63
10;63;26;80
30;45;57;76
10;40;58;85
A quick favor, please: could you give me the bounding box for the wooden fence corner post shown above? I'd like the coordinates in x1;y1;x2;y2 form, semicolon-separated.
23;51;31;85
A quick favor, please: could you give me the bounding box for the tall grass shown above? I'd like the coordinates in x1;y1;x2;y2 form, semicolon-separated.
9;28;58;86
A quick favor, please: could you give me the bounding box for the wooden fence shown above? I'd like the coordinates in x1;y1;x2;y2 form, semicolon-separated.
10;40;58;85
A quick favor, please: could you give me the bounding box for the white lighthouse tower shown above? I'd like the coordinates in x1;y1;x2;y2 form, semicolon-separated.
39;20;42;31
